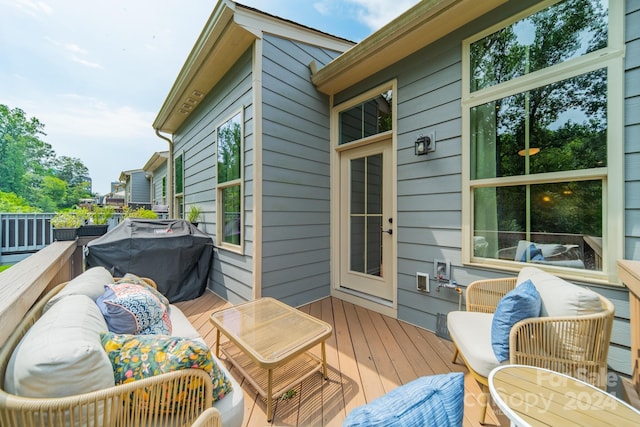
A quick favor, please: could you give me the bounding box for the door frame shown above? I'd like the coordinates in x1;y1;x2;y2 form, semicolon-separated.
330;80;398;318
339;139;394;300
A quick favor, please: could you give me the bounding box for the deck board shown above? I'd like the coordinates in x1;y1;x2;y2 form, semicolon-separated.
175;290;508;426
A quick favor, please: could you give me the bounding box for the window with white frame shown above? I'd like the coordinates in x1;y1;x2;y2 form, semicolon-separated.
338;89;392;145
462;0;623;281
217;110;243;248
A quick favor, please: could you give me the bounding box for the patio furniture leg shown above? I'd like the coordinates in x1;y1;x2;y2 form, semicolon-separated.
267;368;273;422
479;383;488;425
215;329;221;359
321;341;328;380
452;347;459;363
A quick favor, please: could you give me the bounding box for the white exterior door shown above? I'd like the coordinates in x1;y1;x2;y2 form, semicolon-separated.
338;139;394;301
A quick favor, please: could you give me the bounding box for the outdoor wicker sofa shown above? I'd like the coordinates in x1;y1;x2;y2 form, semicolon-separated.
0;268;243;427
447;266;615;424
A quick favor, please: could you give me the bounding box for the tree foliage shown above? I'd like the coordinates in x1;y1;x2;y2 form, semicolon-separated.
471;0;607;237
0;191;39;213
0;104;93;211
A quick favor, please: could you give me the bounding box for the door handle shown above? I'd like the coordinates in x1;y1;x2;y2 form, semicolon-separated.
382;228;392;235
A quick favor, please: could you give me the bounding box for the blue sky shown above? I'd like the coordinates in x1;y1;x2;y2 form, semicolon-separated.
0;0;418;195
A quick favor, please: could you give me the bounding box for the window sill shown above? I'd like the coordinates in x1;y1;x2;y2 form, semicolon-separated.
464;259;621;288
216;242;244;256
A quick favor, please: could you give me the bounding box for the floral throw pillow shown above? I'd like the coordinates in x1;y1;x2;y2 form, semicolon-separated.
97;282;172;335
100;332;232;403
116;274;168;304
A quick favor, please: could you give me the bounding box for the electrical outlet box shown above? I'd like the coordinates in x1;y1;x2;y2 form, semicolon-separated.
416;272;429;292
434;259;450;281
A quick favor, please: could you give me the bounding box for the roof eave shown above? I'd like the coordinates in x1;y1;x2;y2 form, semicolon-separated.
143;151;169;172
153;0;354;135
311;0;508;95
153;0;251;134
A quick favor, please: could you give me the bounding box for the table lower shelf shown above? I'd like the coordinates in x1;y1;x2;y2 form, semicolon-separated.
219;341;325;400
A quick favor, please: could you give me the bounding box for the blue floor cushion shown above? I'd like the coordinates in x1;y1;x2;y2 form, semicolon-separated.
343;372;464;427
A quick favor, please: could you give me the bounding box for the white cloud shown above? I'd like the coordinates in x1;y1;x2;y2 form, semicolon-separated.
8;0;52;16
314;0;419;31
347;0;419;30
44;38;102;69
313;0;332;15
65;42;102;69
28;97;160;194
41;96;154;140
70;56;102;69
65;43;86;55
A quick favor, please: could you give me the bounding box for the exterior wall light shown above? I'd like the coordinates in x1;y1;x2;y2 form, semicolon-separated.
415;132;436;156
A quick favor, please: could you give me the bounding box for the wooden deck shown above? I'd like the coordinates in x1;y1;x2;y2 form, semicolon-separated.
175;290;508;427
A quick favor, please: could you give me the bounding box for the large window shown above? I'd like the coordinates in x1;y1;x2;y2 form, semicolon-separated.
463;0;623;281
217;110;243;248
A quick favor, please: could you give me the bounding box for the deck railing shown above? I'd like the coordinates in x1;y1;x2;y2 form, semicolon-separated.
0;213;54;263
0;239;83;346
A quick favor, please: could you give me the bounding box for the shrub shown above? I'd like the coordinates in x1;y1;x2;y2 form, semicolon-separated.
50;211;83;228
90;206;115;224
123;207;158;219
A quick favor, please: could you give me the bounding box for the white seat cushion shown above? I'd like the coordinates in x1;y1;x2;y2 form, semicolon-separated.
210;357;244;427
4;294;115;397
169;304;201;339
168;305;244;427
44;266;114;312
447;311;500;378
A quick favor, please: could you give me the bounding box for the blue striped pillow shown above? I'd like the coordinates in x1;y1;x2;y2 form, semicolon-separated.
343;372;464;427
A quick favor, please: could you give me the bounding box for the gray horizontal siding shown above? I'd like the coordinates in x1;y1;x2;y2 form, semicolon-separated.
260;34;342;307
626;0;640;265
151;162;167;206
333;0;634;375
174;47;254;304
620;0;640;375
130;172;150;204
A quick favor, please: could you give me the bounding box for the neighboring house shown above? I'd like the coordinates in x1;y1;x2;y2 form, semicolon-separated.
143;151;169;213
154;0;638;376
118;169;151;209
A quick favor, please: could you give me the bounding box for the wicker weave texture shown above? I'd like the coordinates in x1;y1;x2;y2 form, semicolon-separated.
462;276;614;389
191;407;222;427
451;276;615;423
0;281;213;427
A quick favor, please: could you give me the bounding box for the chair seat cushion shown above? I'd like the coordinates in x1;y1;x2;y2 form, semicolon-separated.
168;304;202;339
342;373;464;427
447;311;499;378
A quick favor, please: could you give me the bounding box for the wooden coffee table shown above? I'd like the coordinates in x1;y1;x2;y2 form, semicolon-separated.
210;297;332;421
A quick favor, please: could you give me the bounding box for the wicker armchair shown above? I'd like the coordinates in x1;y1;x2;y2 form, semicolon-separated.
449;276;614;424
191;407;222;427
